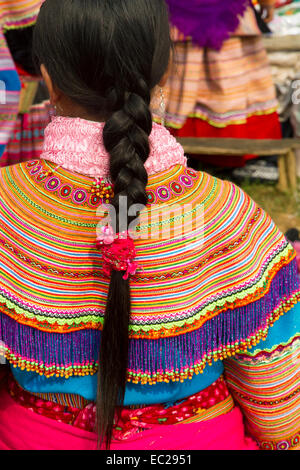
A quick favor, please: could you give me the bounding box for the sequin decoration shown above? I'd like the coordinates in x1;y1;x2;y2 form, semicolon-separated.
90;179;113;204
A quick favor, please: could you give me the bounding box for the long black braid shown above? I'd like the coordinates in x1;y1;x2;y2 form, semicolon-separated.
33;0;172;448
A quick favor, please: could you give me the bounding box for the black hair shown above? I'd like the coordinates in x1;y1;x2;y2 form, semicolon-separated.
32;0;172;449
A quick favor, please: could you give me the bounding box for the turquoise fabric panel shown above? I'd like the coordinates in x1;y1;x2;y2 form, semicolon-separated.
11;360;224;405
11;302;300;404
246;301;300;354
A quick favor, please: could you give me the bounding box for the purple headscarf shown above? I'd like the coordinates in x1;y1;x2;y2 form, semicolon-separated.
166;0;251;50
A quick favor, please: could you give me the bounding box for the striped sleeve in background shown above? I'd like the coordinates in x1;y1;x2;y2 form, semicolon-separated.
0;30;21;159
0;1;45;160
224;301;300;450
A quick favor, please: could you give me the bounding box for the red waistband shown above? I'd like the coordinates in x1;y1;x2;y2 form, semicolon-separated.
8;373;230;440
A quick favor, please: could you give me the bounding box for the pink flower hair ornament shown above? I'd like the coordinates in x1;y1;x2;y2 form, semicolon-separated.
96;225;139;280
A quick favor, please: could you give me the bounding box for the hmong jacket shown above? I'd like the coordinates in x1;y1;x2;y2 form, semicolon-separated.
0;157;299;386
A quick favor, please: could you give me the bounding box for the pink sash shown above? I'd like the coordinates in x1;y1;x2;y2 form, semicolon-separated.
0;383;258;450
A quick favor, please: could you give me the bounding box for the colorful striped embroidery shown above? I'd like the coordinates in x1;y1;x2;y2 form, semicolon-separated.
0;161;299;383
26;159;199;206
0;1;43;31
260;433;300;451
224;339;300;450
26;159;114;208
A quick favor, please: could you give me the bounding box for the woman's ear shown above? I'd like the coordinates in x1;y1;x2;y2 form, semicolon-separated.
40;64;61;106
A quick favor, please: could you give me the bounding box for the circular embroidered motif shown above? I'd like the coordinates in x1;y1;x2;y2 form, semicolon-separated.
147;190;157;204
179;175;193;188
261;441;275;450
276;441;290;450
157;186;171;201
59;185;72;199
46;177;61;192
24;131;32;139
26;160;39;169
73;189;88;204
25;160;114;208
88;194;102;207
291;434;300;448
36;171;49;183
30;165;43;176
186;169;198;179
170;181;183;195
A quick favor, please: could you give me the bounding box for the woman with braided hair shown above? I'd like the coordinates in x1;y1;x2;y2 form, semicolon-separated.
0;0;299;451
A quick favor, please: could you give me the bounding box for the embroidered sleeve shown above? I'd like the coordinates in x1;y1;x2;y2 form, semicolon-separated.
0;31;21;161
224;301;300;451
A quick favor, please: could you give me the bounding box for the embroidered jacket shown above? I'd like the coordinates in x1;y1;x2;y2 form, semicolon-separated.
0;117;299;449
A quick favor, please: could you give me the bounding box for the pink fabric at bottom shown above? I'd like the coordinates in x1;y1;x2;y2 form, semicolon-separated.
0;384;258;450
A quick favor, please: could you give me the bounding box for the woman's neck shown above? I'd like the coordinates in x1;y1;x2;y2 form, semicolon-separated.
55;108;107;124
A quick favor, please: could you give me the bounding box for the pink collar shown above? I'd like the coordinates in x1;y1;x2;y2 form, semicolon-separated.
41;116;187;179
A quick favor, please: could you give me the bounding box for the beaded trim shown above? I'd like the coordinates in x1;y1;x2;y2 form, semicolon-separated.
2;289;299;383
233;336;300;364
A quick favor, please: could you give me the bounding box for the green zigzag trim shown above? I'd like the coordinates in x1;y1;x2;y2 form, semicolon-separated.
238;334;300;358
6;173;98;228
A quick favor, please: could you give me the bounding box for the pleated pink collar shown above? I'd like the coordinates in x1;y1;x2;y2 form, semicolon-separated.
41;116;187;179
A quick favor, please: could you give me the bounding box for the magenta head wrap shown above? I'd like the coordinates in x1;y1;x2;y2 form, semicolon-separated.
166;0;251;50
